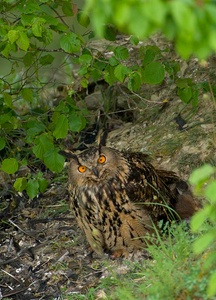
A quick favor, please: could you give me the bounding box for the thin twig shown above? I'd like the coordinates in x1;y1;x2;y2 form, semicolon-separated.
8;219;42;243
49;6;70;30
1;269;22;284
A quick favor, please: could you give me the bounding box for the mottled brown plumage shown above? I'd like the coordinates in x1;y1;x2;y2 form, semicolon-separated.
64;146;198;257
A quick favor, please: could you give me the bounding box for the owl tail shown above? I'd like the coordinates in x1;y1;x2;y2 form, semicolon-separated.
157;169;200;220
168;180;200;220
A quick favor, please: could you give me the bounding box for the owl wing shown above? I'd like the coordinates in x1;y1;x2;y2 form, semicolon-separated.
124;152;179;221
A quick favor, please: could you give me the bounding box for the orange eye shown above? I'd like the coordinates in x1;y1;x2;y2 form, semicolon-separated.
98;155;106;164
78;165;87;173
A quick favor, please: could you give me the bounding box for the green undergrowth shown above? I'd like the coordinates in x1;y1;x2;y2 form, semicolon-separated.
62;221;216;300
111;223;214;300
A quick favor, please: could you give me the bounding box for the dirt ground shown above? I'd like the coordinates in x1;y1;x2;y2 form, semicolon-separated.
0;35;216;299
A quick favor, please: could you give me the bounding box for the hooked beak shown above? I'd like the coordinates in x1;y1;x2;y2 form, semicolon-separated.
92;167;99;177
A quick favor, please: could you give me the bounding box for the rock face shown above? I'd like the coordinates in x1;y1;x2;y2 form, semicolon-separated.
106;96;216;180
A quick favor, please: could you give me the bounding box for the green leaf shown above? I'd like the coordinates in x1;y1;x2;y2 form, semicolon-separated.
23;52;35;67
114;46;129;60
82;47;92;55
51;22;68;32
43;15;58;26
170;1;196;35
178;87;192;103
104;65;118;85
0;113;12;125
191;89;199;107
60;32;81;53
62;2;74;16
193;231;215;254
0;137;6;150
114;64;130;82
68;112;86;132
77;12;90;27
1;44;14;58
103;25;117;41
38;177;49;192
26;179;39;199
176;78;193;88
1;158;19;174
39;54;54;65
144;0;166;25
142;61;165;84
14;177;27;192
109;56;119;66
54;101;70;113
21;88;33;102
79;54;92;65
205;181;216;203
26;121;46;137
128;72;142;92
53;114;69;140
44;148;65;173
31;17;46;37
207;271;216;297
189;164;215;186
42;28;53;44
190;206;211;232
143;48;156;66
81;78;89;88
94;60;107;71
20;14;34;26
203;251;216;271
78;65;88;76
130;35;139;45
36;172;49;192
91;68;103;81
19;1;40;14
3;92;13;108
33;133;54;160
128;5;150;37
16;31;30;51
8;30;19;43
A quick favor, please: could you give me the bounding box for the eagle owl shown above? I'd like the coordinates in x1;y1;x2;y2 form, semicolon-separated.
62;146;198;257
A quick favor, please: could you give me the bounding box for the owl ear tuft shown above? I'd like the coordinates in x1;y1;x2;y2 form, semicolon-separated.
97;128;108;148
59;150;77;160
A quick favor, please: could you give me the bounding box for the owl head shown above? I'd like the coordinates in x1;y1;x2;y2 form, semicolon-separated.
61;146;129;186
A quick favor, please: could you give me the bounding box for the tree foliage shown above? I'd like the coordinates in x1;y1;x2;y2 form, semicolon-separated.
85;0;216;59
0;0;90;198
